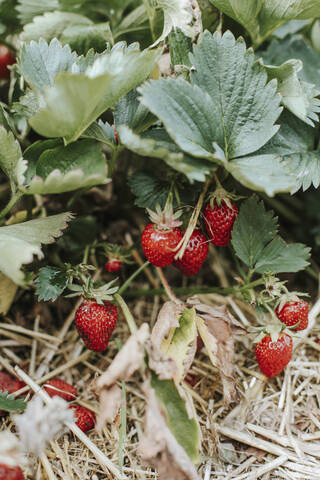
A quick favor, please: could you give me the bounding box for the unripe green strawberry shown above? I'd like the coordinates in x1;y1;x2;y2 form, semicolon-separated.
276;300;309;331
75;299;117;352
255;333;293;378
69;405;95;432
203;200;238;247
173;229;208;276
0;464;24;480
44;378;77;401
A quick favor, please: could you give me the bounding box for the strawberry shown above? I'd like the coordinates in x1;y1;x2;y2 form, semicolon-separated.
173;229;208;276
0;464;24;480
105;258;122;273
74;299;117;352
0;371;25;394
276;300;309;331
203;200;238;247
0;45;15;79
255;333;293;378
69;405;95;432
141;202;183;267
44;378;77;401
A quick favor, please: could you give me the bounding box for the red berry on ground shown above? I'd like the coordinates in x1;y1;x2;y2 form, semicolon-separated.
276;300;309;331
203;200;238;247
105;258;122;273
0;45;15;79
75;299;118;352
173;229;208;276
141;223;183;267
44;378;77;401
0;464;24;480
69;405;95;432
0;371;25;394
255;333;293;378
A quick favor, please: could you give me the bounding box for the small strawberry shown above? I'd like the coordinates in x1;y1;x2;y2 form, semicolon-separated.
75;299;118;352
276;300;309;331
142;202;183;267
69;405;95;432
44;378;77;401
0;464;24;480
255;333;293;378
173;229;208;276
0;45;15;79
105;258;122;273
203;199;238;247
0;371;25;394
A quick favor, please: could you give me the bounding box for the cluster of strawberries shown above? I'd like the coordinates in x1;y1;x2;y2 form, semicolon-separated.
255;299;309;378
141;196;239;276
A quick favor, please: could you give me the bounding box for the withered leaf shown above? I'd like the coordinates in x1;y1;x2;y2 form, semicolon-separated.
187;297;238;404
139;381;200;480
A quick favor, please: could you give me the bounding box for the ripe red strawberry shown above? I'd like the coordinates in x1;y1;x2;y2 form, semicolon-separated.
276;300;309;331
0;371;25;394
142;224;182;267
69;405;95;432
173;229;208;276
74;299;117;352
0;464;24;480
0;45;15;79
44;378;77;401
255;333;293;378
105;258;122;273
203;200;238;247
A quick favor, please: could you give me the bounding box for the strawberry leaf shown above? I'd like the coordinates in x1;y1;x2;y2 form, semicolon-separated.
35;266;68;302
0;127;27;193
22;139;108;194
17;0;59;24
150;371;200;463
0;390;26;412
232;196;310;273
115;89;156;134
28;43;160;143
82;120;116;147
0;212;73;285
128;172;173;209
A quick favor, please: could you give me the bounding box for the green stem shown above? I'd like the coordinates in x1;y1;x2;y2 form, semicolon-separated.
82;245;91;265
123;278;265;299
0;191;23;221
109;147;122;176
115;294;138;334
118;261;150;296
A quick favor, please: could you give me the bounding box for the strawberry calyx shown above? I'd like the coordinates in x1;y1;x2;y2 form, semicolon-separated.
101;242;133;265
67;272;118;304
146;200;182;231
207;186;240;210
275;291;309;313
251;322;287;345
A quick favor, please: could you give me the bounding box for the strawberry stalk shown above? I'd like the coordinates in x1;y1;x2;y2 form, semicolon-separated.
114;294;138;334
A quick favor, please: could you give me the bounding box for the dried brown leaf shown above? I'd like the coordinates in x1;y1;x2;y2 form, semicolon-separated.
138;381;200;480
151;301;185;350
95;323;149;430
187;297;238;404
147;341;178;380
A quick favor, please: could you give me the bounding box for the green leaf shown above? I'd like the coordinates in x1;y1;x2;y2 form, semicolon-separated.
119;125;214;182
28;44;160;143
255;237;310;273
22;139;107;194
21;11;93;43
231;196;278;270
231;196;310;273
226;154;296;196
261;35;320;90
273;19;310;39
161;308;197;382
19;38;77;91
17;0;59;24
0;391;27;412
114;89;156;134
151;0;202;46
151;372;200;463
138;79;221;161
210;0;320;45
61;22;113;54
190;31;282;158
82;120;116;147
35;266;68;302
0;127;27;193
168;28;193;67
0;212;73;285
128;172;172;209
263;59;320;126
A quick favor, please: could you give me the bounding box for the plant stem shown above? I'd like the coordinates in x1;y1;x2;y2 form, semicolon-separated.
124;278;265;299
115;294;138;334
117;261;150;296
0;191;23;221
156;267;181;304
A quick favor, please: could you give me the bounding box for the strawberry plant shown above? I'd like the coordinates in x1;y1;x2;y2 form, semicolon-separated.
1;0;320;478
